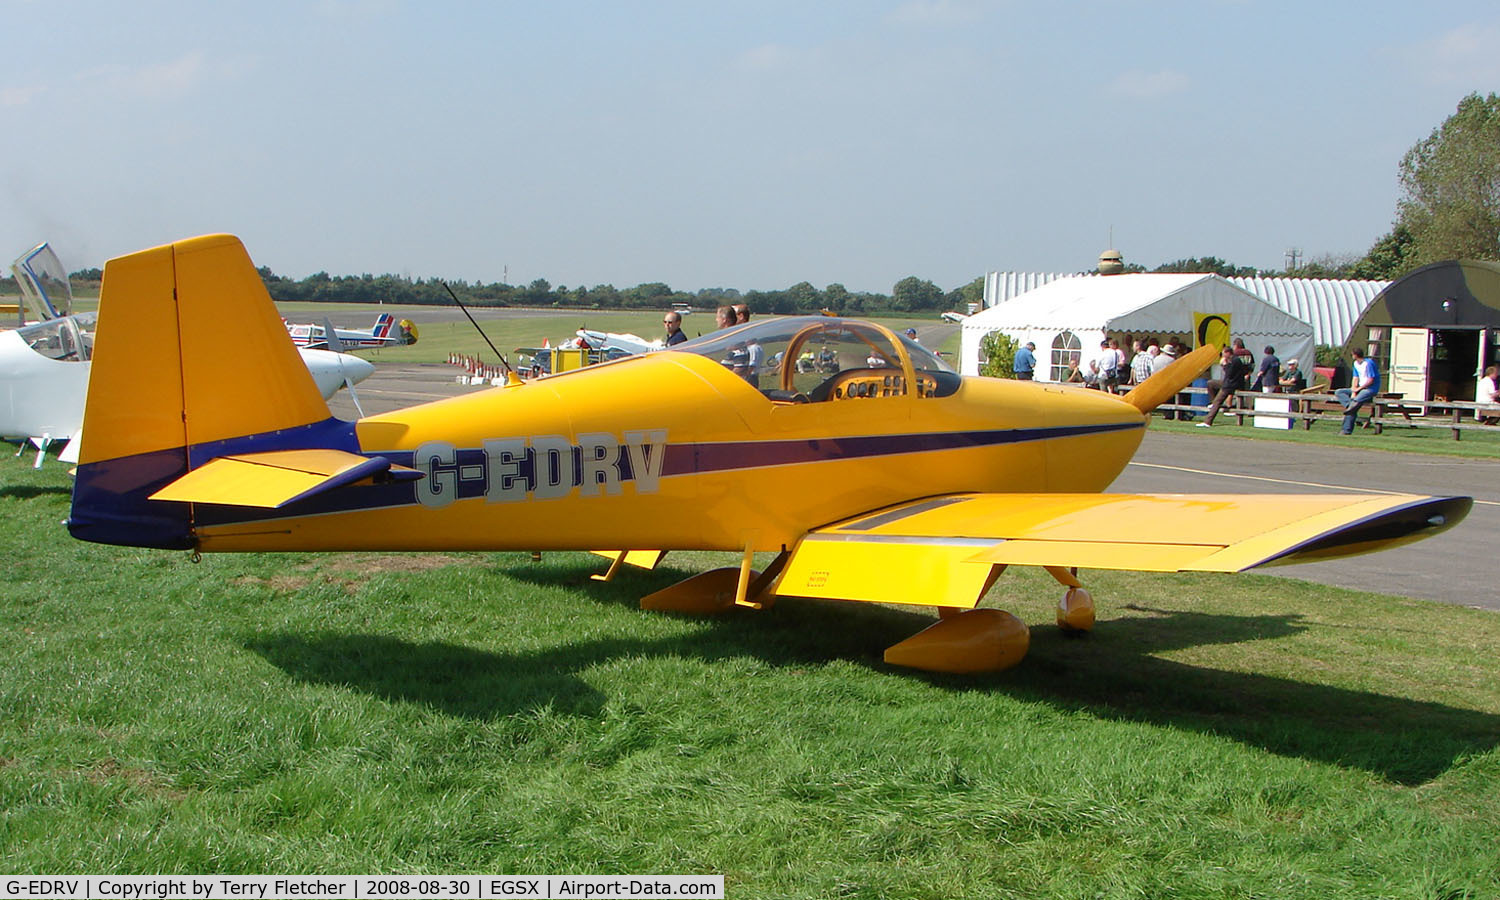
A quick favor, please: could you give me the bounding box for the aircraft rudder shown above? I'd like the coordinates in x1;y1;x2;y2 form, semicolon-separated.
172;235;332;448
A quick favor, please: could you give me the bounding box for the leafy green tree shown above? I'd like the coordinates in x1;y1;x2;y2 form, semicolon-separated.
784;281;821;313
892;276;943;311
1152;257;1258;277
624;282;671;309
1314;344;1344;366
1398;92;1500;264
824;283;850;313
1280;252;1361;279
953;275;983;311
979;331;1020;379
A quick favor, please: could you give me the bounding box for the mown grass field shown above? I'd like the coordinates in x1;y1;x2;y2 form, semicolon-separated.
2;454;1499;897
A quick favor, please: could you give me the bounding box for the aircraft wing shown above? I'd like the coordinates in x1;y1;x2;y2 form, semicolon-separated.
773;492;1471;608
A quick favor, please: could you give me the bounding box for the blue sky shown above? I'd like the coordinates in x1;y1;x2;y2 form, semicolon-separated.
4;1;1499;293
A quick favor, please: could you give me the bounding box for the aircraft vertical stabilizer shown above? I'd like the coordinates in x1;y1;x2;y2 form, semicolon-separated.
79;234;332;465
71;234;341;548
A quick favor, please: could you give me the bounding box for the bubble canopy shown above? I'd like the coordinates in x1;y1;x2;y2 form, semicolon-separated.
672;315;960;402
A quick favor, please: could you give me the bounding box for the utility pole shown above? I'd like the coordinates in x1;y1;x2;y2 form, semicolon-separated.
1284;247;1302;271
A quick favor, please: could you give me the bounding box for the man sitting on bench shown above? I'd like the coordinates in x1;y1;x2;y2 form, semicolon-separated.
1335;348;1380;435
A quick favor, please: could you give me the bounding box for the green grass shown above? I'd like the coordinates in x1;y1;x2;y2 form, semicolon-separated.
2;456;1499;896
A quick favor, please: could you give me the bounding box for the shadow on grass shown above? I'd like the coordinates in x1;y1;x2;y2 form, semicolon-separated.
0;484;71;500
249;562;1500;785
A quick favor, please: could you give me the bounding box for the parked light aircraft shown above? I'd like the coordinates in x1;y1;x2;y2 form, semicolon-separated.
67;235;1471;672
573;328;661;355
286;313;417;349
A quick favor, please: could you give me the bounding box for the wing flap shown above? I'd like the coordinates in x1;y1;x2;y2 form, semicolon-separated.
149;449;418;508
775;536;999;608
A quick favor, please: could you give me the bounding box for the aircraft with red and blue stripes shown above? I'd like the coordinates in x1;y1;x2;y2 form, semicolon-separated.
285;312;416;350
66;235;1471;673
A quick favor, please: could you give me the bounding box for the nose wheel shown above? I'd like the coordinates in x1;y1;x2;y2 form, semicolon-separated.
1046;566;1095;634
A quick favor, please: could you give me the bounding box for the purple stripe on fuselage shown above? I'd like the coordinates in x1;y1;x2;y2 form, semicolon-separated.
662;422;1140;476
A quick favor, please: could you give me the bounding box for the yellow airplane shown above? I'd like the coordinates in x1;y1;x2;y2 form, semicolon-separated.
67;235;1471;673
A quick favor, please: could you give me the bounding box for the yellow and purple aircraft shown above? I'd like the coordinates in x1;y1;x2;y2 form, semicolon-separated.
67;235;1472;673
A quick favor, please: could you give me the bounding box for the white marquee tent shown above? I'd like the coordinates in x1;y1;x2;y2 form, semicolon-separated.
960;273;1315;381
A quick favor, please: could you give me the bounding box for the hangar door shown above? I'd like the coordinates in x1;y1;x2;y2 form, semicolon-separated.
1389;327;1429;400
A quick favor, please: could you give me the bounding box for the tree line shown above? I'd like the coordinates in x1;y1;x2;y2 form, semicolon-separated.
247;269;987;315
3;265;986;317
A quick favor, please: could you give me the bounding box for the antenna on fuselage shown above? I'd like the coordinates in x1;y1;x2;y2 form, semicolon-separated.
441;281;515;377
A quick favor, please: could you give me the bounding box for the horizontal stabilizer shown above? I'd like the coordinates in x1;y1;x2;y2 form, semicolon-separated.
774;492;1471;605
149;449;419;509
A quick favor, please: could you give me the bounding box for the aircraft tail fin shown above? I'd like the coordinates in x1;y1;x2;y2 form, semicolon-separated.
1122;343;1219;415
69;234;339;548
371;312;395;340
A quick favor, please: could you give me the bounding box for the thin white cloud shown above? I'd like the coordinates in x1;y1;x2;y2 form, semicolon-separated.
78;51;209;100
1402;22;1500;86
1109;69;1191;99
1;84;43;107
885;0;989;26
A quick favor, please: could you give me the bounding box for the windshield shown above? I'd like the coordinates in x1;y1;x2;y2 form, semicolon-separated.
15;312;96;362
674;316;958;401
11;242;73;320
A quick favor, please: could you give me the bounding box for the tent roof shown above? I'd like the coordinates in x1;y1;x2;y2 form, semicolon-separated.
964;273;1213;331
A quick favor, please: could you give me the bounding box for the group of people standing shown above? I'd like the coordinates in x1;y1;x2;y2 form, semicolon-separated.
1017;337;1190;391
1009;334;1325;427
661;303;753;347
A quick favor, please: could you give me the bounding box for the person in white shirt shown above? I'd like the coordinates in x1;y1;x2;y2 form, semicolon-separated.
1129;340;1155;386
1479;365;1499;424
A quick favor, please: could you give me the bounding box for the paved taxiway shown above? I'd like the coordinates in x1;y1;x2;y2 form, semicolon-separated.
1113;431;1496;610
329;365;1497;612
